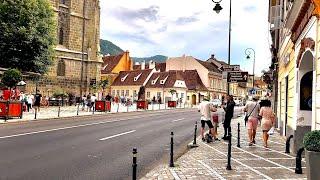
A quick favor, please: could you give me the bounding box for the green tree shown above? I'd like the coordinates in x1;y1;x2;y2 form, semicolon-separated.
0;0;56;74
1;69;22;89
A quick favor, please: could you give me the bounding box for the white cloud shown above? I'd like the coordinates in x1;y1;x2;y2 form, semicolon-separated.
100;0;272;75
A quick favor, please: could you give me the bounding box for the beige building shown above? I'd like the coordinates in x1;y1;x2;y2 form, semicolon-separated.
26;0;102;97
166;55;227;100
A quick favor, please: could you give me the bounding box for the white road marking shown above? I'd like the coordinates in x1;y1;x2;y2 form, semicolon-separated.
0;113;167;140
224;141;295;173
197;160;226;180
169;169;181;180
202;142;273;180
99;130;136;141
172;118;185;122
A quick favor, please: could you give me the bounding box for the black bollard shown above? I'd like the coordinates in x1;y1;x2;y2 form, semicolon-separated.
295;147;305;174
77;103;79;116
170;132;174;167
132;148;137;180
92;106;95;114
237;123;241;148
117;103;119;113
34;108;37;120
285;135;294;153
191;121;198;147
226;128;232;170
58;106;60;117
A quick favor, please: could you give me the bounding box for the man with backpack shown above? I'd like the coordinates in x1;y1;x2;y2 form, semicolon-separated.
244;96;260;146
198;97;218;142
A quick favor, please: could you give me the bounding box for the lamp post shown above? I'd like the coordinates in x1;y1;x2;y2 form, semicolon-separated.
212;0;232;95
245;48;256;94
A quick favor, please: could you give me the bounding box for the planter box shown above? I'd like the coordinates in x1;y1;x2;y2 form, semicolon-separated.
137;101;148;110
0;101;23;120
95;101;111;112
306;150;320;180
168;101;177;108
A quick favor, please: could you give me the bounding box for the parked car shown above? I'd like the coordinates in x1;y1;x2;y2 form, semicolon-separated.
210;99;222;107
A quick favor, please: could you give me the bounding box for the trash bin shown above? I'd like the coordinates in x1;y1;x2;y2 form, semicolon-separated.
95;101;111;112
0;100;23;120
137;100;148;110
168;101;177;108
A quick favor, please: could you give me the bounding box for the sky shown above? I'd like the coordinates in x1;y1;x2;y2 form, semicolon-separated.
100;0;272;75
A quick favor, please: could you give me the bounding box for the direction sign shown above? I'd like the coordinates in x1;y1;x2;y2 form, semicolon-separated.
222;65;240;72
227;71;248;83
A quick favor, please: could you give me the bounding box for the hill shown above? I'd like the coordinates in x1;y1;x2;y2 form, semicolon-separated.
100;39;167;63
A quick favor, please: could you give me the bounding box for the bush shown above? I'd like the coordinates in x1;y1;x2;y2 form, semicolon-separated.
303;130;320;152
1;69;22;88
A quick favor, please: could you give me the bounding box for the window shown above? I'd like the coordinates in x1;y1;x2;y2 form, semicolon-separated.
157;92;161;98
121;90;125;96
58;7;69;46
112;90;115;96
57;59;66;76
117;90;120;96
181;93;184;99
60;0;66;4
125;90;129;97
59;27;64;45
300;71;313;111
147;92;150;98
133;90;137;97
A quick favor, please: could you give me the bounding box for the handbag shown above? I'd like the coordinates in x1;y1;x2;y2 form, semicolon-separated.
212;114;219;123
244;103;258;126
268;127;275;135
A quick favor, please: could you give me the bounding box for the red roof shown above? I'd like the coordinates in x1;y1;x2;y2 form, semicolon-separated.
101;53;125;74
145;71;184;88
182;70;208;91
111;69;153;86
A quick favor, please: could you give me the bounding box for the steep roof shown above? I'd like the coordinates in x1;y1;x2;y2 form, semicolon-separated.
101;53;124;74
145;71;184;88
182;70;208;91
197;60;221;73
111;69;153;86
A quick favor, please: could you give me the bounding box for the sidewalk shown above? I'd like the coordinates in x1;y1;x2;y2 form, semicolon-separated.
141;117;307;180
0;103;195;123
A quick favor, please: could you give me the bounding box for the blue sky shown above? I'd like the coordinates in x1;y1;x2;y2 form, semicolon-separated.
100;0;272;75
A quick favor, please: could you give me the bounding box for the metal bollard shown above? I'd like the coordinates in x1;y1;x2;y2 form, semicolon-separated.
77;103;79;116
295;147;305;174
226;130;232;170
192;121;198;147
58;106;60;117
92;106;95;114
34;108;37;119
237;123;241;148
285;135;294;153
132;148;137;180
170;132;174;167
158;103;160;110
117;103;119;113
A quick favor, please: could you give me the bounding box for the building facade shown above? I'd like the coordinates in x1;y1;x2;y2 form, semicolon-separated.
269;0;320;152
26;0;102;97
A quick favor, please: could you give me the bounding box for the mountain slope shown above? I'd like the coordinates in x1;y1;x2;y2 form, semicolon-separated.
100;39;124;56
132;55;167;63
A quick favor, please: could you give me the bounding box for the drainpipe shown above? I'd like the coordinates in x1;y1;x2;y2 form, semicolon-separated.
80;0;86;97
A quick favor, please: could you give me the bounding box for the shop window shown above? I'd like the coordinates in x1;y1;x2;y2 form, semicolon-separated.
121;90;124;97
117;90;120;96
112;90;115;96
57;59;66;76
125;90;129;96
300;71;313;111
147;92;150;98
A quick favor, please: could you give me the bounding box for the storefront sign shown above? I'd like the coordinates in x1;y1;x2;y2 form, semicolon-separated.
227;71;248;83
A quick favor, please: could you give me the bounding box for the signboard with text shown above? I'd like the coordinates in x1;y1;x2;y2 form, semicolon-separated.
222;65;240;72
227;71;248;83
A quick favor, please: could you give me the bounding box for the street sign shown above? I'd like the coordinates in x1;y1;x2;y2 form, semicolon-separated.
222;65;240;72
227;71;248;83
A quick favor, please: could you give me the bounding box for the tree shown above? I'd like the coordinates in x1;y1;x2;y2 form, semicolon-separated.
99;79;109;96
1;69;22;89
0;0;56;74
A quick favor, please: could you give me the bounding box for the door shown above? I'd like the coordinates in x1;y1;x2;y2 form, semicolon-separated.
192;95;196;105
285;76;289;136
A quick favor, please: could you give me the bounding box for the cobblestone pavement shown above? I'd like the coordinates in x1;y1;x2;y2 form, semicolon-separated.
141;117;307;180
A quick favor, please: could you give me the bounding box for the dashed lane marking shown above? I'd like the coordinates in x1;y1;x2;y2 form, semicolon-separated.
99;130;136;141
172;118;185;122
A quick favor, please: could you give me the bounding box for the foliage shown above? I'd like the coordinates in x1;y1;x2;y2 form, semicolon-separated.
100;79;109;89
52;88;67;98
303;130;320;152
1;69;22;88
100;39;124;56
0;0;56;74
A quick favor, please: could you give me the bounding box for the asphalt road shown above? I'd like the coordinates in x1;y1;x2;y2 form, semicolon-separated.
0;108;204;180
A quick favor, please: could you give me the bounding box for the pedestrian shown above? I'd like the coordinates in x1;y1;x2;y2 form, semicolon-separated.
82;95;86;111
27;93;34;113
259;100;275;148
198;97;218;142
86;93;91;112
222;95;235;140
33;90;42;113
243;96;260;146
90;94;97;111
106;93;112;101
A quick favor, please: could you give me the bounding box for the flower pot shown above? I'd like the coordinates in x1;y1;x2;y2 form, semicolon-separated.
306;150;320;180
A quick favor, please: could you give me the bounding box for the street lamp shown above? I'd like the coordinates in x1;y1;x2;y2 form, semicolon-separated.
245;48;256;94
211;0;232;95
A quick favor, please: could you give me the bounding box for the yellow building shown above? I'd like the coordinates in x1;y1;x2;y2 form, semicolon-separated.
101;51;133;94
269;0;320;152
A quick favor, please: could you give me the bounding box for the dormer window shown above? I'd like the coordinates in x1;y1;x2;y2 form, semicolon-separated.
134;73;142;81
121;74;129;82
151;76;160;85
160;76;169;85
103;64;108;70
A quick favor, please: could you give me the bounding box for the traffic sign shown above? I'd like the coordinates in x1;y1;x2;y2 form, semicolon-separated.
222;65;240;72
227;71;248;83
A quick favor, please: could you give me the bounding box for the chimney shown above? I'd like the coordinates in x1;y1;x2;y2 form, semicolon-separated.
141;61;146;70
211;54;215;59
149;60;155;69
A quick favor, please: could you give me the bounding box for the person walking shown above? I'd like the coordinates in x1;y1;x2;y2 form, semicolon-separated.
244;96;260;146
27;93;34;113
90;94;97;111
86;93;91;112
259;100;275;148
222;95;235;140
198;97;218;141
33;90;42;113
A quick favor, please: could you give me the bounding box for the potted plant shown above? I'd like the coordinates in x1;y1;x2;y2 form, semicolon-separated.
303;130;320;180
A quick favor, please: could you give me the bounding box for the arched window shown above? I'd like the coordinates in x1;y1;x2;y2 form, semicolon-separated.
57;59;66;76
300;71;313;110
59;27;64;45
